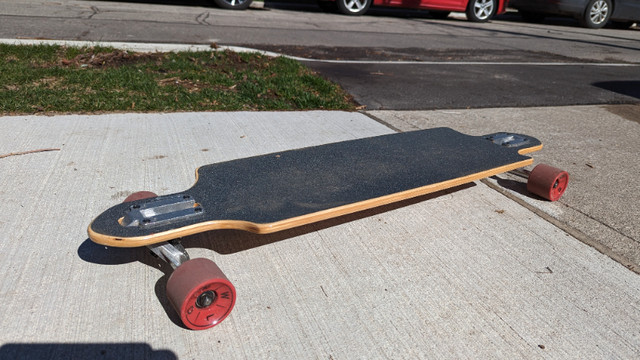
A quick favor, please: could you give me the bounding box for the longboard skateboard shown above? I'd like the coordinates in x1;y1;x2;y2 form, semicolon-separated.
88;127;568;330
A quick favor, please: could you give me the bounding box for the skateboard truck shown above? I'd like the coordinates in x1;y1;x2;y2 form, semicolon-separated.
483;132;569;201
122;191;236;330
148;240;189;269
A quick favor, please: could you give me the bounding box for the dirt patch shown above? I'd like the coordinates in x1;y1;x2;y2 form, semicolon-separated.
31;76;62;89
60;49;165;68
155;77;230;93
204;50;264;72
157;77;202;93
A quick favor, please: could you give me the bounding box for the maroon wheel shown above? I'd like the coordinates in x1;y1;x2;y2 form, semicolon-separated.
123;191;157;203
527;164;569;201
166;258;236;330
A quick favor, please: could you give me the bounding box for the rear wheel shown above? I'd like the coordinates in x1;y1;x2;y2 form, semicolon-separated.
579;0;611;28
123;191;157;203
336;0;372;15
466;0;496;22
527;164;569;201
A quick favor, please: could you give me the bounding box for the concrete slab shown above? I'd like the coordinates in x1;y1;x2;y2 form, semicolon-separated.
1;111;640;359
369;105;640;273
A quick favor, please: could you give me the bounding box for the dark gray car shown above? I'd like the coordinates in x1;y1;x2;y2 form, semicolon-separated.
509;0;640;28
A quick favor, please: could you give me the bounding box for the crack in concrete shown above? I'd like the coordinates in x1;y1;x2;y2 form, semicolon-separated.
196;11;211;26
481;178;640;274
87;6;99;20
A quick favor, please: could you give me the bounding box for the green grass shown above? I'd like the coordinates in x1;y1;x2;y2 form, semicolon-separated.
0;44;358;114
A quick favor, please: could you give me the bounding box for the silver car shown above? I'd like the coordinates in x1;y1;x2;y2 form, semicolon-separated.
509;0;640;28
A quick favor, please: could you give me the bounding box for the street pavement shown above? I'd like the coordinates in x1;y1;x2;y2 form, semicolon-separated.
0;41;639;359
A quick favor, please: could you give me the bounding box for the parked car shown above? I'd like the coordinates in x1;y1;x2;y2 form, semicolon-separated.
318;0;509;22
510;0;640;28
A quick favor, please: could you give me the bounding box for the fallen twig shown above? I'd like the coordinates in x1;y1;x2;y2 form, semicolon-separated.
0;148;61;159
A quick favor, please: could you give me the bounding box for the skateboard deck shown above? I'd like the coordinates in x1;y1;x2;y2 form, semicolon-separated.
88;127;544;248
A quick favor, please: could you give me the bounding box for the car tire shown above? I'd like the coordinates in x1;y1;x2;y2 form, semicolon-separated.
336;0;372;15
466;0;497;22
579;0;611;28
212;0;253;10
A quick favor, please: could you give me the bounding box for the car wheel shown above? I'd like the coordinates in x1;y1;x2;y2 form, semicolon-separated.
212;0;253;10
336;0;372;15
579;0;611;28
466;0;496;22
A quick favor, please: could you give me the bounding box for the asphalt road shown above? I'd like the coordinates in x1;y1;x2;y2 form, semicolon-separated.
251;45;640;110
1;0;639;110
305;61;640;110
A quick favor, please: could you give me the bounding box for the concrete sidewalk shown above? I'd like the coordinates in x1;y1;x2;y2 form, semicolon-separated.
0;109;639;359
371;105;640;272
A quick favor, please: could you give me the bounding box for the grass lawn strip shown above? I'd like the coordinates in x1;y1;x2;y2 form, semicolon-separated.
0;44;357;114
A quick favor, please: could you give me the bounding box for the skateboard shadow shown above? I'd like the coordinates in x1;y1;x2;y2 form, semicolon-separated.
77;183;475;261
182;183;475;255
77;240;143;265
77;240;187;328
490;175;545;200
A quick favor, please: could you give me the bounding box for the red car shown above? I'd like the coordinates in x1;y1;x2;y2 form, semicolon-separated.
216;0;506;22
318;0;508;21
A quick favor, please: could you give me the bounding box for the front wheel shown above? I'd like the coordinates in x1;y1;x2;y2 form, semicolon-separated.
167;258;236;330
212;0;253;10
336;0;372;15
466;0;497;22
579;0;611;28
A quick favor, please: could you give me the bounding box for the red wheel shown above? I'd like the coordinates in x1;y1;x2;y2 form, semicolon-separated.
166;258;236;330
527;164;569;201
123;191;157;203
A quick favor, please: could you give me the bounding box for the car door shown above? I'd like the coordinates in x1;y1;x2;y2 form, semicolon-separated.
612;0;640;21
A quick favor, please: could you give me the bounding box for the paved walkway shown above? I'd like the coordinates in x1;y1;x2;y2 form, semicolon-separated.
1;110;639;359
